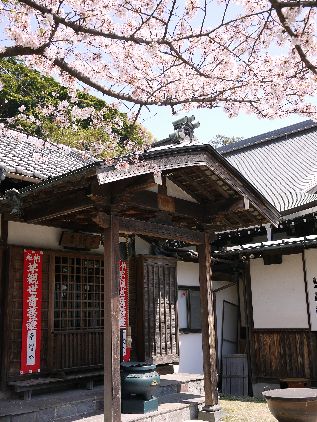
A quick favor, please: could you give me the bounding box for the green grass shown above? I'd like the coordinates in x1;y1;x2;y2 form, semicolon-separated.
220;396;277;422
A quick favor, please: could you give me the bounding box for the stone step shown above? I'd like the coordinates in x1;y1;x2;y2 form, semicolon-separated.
0;374;205;422
157;374;204;398
80;393;205;422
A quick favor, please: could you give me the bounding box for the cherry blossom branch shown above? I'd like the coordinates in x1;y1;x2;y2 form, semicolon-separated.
269;0;317;75
278;1;317;7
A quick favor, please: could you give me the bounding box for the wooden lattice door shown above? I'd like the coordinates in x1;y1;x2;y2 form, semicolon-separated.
136;256;179;365
48;253;104;371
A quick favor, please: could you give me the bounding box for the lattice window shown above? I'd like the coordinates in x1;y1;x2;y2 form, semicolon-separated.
54;256;104;331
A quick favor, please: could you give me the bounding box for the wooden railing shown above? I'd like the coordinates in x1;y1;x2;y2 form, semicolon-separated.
252;329;312;380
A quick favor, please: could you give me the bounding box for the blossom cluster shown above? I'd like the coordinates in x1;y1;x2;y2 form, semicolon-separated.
0;0;315;119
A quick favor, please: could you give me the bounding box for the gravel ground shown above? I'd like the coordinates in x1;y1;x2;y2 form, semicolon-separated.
220;396;277;422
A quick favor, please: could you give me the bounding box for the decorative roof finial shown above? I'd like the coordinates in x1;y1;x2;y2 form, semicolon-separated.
168;115;200;144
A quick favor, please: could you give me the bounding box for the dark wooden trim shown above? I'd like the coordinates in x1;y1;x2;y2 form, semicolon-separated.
198;233;218;407
119;217;205;244
93;212;205;244
113;190;205;219
25;192;94;223
104;216;121;422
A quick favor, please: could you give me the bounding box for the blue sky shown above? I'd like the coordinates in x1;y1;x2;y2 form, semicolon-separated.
140;106;306;143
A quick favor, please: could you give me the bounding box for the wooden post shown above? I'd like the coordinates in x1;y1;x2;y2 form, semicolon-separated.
104;216;121;422
244;261;256;395
198;233;221;421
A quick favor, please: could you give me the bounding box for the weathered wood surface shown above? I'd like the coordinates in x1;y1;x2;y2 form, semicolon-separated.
198;234;218;407
52;331;103;371
222;354;248;396
252;329;314;380
104;216;121;422
136;256;179;365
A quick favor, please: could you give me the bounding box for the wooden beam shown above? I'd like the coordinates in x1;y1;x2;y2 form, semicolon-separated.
24;192;94;223
119;216;204;244
198;233;219;409
104;216;121;422
113;190;204;219
92;212;204;244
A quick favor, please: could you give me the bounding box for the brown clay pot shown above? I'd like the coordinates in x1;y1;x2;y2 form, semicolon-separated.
263;388;317;422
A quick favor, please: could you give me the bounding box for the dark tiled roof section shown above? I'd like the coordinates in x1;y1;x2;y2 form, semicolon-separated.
218;120;317;213
0;128;96;180
218;120;317;154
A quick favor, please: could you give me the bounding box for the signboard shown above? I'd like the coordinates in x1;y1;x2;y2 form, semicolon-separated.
20;250;43;374
119;260;130;362
60;231;101;250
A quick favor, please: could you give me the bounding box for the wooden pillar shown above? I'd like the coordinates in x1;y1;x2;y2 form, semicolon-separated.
198;233;221;419
243;261;255;396
104;216;121;422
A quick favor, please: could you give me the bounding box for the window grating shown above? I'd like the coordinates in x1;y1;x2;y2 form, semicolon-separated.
54;256;104;331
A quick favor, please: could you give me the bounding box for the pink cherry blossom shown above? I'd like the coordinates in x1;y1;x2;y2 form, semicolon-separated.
0;0;315;122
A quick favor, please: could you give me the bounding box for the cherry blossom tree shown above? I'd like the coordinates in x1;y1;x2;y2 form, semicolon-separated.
0;0;316;120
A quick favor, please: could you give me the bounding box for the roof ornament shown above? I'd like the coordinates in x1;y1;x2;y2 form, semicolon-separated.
6;188;22;217
168;115;200;144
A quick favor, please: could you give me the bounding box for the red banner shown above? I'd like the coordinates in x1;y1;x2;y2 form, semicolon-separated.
20;250;43;374
119;260;130;362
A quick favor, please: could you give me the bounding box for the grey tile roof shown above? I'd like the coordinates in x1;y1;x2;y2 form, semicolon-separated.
218;120;317;214
0;128;96;180
216;235;317;256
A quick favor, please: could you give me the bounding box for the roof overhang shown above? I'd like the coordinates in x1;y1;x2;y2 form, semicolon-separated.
0;144;280;236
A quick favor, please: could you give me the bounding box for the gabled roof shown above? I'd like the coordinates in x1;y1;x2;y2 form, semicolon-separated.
218;120;317;214
1;143;280;231
0;127;96;181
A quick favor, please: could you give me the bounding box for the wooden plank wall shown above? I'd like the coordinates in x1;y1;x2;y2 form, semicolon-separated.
252;329;314;380
136;256;179;365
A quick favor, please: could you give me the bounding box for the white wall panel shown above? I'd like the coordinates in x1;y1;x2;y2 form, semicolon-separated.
250;254;308;329
177;261;199;286
8;221;103;253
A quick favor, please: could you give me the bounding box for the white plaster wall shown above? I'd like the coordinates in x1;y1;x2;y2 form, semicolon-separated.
176;261;203;374
177;261;199;287
8;221;104;253
177;333;203;374
303;249;317;331
134;236;151;255
250;254;308;329
215;283;239;359
166;178;197;203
